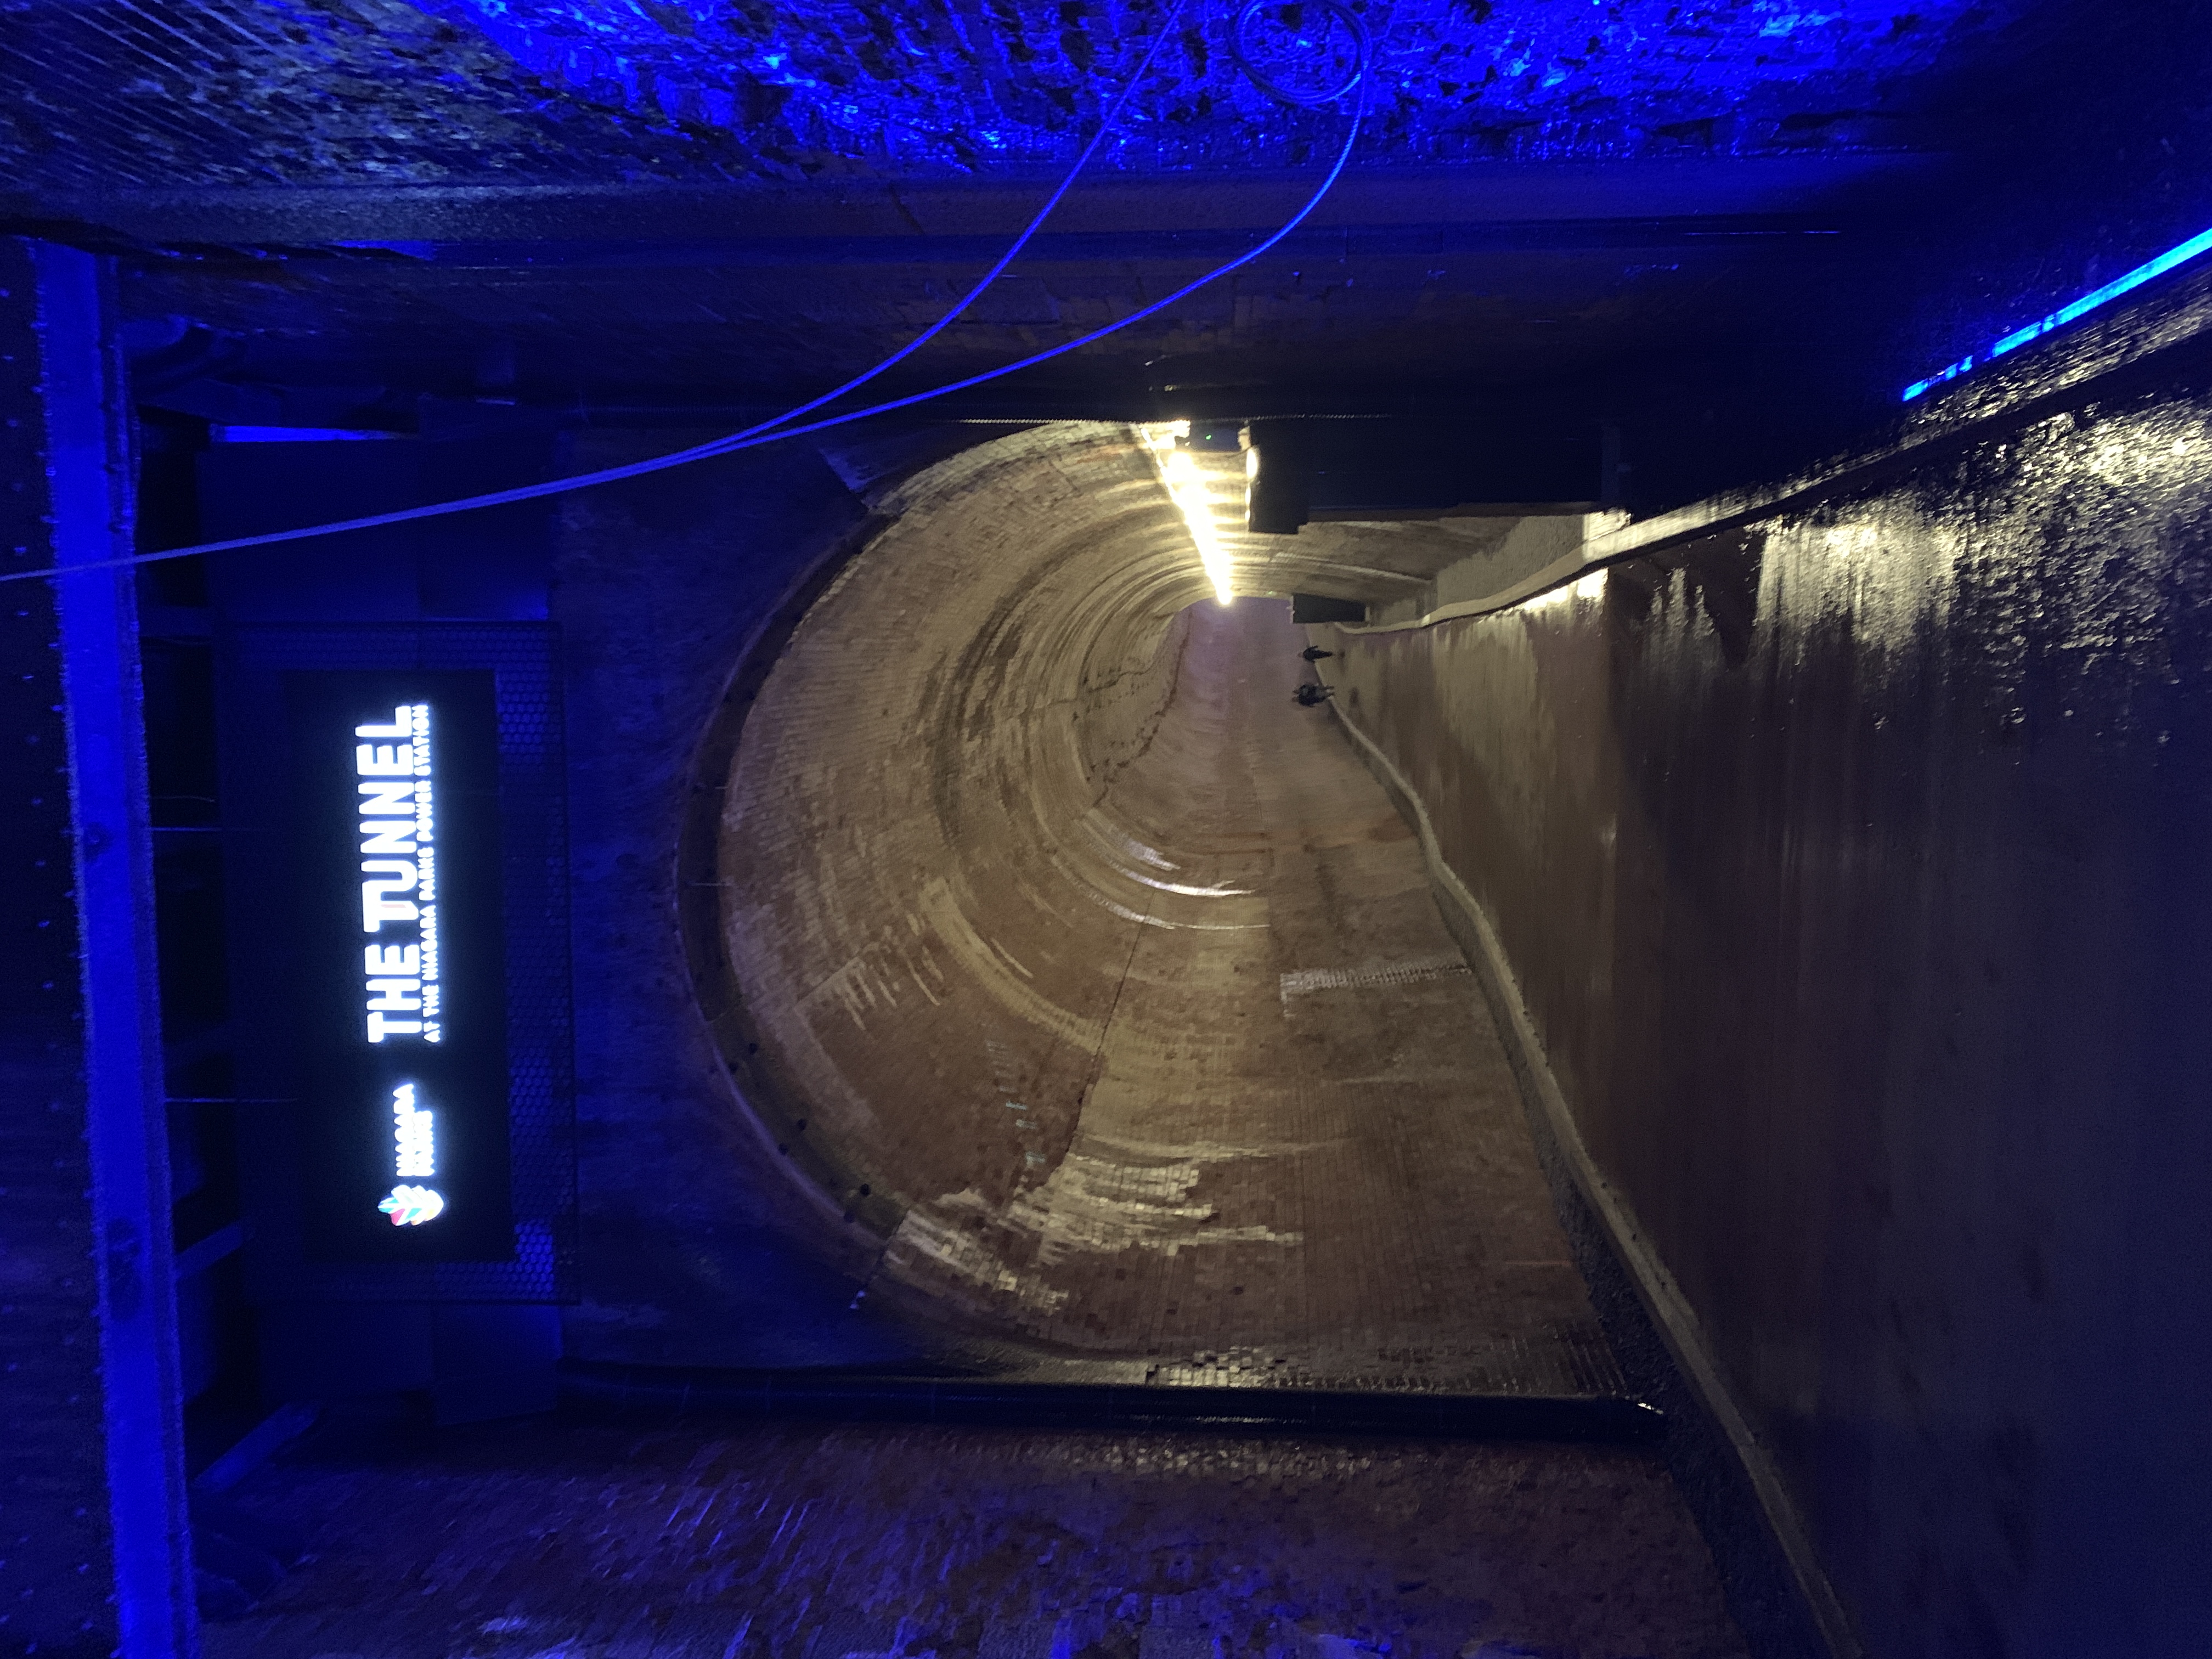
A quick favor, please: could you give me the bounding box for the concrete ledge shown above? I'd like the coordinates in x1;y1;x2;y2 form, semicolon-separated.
561;1361;1665;1444
1338;252;2212;639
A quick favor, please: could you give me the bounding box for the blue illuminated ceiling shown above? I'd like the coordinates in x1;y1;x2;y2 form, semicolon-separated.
0;0;2153;506
0;0;2042;190
418;0;2024;173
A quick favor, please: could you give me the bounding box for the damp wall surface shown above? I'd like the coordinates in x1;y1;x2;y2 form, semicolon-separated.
1319;311;2212;1654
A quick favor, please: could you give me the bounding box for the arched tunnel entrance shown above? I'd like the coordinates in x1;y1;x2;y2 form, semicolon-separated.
707;424;1607;1390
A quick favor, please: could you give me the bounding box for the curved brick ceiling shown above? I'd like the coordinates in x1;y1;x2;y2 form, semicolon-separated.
712;422;1606;1369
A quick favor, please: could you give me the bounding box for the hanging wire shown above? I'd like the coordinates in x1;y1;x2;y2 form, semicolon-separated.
6;3;1375;587
1227;0;1371;106
680;0;1194;448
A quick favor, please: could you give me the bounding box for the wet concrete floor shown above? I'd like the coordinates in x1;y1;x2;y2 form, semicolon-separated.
205;1412;1751;1659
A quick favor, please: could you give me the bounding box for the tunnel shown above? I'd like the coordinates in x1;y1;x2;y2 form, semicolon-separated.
706;424;1601;1383
8;2;2212;1657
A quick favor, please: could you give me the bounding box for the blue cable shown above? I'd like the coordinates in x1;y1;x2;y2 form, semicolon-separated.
8;13;1368;585
712;0;1191;445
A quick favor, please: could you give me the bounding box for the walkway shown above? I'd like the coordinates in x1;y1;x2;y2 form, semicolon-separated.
882;598;1616;1398
204;1413;1752;1659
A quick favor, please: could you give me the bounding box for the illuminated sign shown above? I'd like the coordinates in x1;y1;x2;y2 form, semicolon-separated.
289;672;511;1261
355;703;442;1047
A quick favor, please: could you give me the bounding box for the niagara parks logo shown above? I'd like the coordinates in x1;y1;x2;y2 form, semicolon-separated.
379;1183;445;1227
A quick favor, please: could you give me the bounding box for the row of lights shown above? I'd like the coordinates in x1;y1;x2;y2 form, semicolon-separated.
1140;420;1239;605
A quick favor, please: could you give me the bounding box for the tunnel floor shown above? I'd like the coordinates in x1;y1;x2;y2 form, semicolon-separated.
870;600;1620;1396
202;1412;1751;1659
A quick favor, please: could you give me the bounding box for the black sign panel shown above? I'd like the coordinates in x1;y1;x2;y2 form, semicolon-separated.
286;670;512;1260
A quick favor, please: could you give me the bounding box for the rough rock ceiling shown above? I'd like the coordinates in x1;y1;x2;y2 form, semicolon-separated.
416;0;2023;174
0;0;2047;192
0;0;2092;502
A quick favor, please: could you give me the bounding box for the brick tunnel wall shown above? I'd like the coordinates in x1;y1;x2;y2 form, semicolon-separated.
714;424;1214;1336
554;426;907;1369
554;420;1223;1367
1315;315;2212;1654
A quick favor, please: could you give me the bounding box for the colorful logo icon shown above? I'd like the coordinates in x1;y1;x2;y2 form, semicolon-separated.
379;1183;446;1226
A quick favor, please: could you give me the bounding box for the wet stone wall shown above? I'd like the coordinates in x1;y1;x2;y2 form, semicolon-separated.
1323;351;2212;1656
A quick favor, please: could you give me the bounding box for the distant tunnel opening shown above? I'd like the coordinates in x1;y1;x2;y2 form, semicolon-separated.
708;422;1602;1383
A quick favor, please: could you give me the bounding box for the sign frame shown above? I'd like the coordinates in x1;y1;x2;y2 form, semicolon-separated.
217;624;576;1304
284;669;513;1262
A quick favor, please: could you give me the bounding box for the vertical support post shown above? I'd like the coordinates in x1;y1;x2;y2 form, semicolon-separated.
17;236;197;1659
1599;420;1626;509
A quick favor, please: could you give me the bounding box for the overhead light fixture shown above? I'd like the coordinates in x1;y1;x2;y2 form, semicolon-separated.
1159;445;1237;606
1240;420;1310;536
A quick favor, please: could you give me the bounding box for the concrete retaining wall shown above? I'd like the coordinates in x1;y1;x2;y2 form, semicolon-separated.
1319;320;2212;1656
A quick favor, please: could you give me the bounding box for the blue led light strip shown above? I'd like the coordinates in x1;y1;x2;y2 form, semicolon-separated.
1904;224;2212;401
